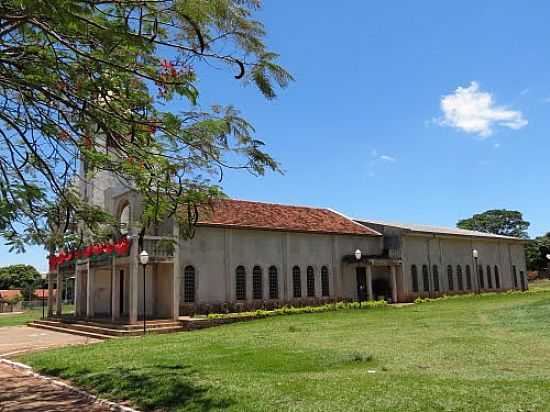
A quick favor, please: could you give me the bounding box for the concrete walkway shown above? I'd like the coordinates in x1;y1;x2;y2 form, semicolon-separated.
0;326;100;357
0;362;111;412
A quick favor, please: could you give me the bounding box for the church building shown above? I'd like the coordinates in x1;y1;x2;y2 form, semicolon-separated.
45;172;528;324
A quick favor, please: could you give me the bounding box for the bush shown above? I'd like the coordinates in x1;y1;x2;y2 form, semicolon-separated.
206;299;388;320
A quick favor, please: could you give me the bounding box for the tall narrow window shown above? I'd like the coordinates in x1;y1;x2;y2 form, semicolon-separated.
236;266;246;300
321;266;330;297
293;266;302;298
487;265;494;289
447;265;454;291
520;270;526;290
422;265;429;292
306;266;315;297
433;265;440;292
465;265;472;290
268;266;279;299
252;266;263;300
494;266;500;289
411;265;419;293
183;265;196;303
478;265;485;289
457;265;463;291
513;266;518;288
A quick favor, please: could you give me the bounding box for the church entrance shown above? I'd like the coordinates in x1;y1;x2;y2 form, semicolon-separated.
356;267;367;302
372;277;391;301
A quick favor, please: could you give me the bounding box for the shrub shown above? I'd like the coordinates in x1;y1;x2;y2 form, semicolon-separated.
206;299;388;320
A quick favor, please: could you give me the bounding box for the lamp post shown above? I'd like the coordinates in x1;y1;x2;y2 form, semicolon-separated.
40;272;47;320
139;250;149;336
354;249;362;262
472;249;479;294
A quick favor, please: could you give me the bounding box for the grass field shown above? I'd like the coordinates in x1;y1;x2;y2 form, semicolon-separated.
0;304;74;327
19;284;550;411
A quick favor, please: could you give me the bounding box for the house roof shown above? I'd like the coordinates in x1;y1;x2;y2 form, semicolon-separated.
355;218;525;241
0;290;22;300
195;199;381;236
34;289;56;299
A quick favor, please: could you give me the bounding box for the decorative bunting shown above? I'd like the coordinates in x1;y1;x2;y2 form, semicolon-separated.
48;237;131;271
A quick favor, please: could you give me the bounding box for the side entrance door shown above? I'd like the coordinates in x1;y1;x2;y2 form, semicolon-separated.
356;267;367;302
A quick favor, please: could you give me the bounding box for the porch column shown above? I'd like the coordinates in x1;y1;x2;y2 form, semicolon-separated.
390;265;398;303
47;271;54;317
111;257;120;321
366;265;373;301
128;240;139;324
86;265;95;318
56;270;63;316
172;225;181;320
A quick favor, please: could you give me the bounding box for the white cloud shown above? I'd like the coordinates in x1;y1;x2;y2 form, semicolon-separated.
379;155;396;162
438;81;527;137
493;143;501;149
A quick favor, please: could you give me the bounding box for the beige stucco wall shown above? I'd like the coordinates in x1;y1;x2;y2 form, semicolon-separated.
178;226;383;304
400;233;527;301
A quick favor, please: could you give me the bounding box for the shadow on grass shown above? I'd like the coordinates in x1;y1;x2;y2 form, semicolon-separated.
39;363;234;411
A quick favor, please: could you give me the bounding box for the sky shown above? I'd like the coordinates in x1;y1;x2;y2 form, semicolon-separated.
3;0;550;272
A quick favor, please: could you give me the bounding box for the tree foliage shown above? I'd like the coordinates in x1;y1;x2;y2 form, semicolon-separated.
526;233;550;272
457;209;530;239
0;264;41;295
0;0;292;252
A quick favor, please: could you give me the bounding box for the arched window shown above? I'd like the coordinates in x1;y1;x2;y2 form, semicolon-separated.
411;265;419;293
321;266;330;297
119;203;130;235
306;266;315;297
456;265;463;291
478;265;485;289
447;265;454;291
292;266;302;298
465;265;472;290
235;266;246;300
486;265;493;289
268;266;278;299
183;265;196;303
433;265;440;292
494;266;500;289
422;265;430;292
252;266;263;300
513;266;518;288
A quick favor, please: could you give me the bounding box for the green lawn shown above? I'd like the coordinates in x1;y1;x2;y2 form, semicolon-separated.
18;290;550;412
0;304;74;327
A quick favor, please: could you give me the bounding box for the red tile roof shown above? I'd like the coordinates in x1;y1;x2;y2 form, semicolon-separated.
195;199;380;236
0;290;22;300
33;289;56;299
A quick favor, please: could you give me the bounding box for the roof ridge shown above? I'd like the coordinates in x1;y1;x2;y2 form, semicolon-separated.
219;198;332;212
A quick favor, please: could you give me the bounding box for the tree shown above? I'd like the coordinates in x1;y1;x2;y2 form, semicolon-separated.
0;0;292;252
526;233;550;272
457;210;530;239
0;264;42;299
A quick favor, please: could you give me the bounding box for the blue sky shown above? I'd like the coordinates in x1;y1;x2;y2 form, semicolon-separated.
4;0;550;271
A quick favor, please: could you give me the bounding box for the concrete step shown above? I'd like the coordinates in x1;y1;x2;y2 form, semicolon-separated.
30;320;186;338
27;322;114;340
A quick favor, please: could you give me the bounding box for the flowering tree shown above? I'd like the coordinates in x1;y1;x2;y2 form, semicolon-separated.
0;0;292;252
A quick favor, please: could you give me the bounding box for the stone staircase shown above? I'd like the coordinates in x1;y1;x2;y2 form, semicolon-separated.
28;318;186;339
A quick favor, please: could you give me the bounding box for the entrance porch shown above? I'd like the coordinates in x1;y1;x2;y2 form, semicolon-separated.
346;258;402;303
46;236;179;325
